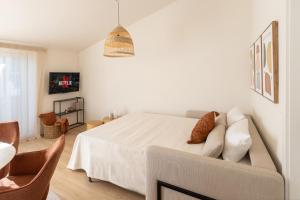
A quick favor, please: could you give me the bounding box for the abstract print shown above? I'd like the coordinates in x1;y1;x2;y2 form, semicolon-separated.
262;21;278;103
254;38;262;94
250;45;255;90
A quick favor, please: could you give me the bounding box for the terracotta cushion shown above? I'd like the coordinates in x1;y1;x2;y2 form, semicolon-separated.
187;111;218;144
0;175;34;192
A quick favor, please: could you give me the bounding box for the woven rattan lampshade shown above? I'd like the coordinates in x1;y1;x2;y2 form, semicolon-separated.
104;25;135;57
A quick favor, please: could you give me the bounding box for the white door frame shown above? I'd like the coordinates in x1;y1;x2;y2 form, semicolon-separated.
284;0;300;199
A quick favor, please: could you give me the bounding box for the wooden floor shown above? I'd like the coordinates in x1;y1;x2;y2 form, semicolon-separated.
19;125;145;200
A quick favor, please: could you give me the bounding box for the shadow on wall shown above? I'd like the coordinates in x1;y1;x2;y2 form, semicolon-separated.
251;109;281;172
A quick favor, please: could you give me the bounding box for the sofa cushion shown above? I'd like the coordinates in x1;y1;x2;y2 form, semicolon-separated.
222;119;252;162
201;124;225;158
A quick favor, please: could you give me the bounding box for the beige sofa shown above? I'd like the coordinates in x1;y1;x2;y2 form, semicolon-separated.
146;115;284;200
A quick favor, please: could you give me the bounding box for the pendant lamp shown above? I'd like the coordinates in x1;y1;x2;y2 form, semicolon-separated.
104;0;135;57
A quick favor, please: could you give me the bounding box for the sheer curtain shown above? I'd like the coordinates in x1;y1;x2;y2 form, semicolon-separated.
0;48;39;140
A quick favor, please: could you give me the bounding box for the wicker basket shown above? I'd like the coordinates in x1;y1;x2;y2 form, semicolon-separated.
40;123;62;139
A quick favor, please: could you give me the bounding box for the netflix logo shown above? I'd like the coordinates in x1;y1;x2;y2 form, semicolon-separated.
58;81;72;86
59;76;72;88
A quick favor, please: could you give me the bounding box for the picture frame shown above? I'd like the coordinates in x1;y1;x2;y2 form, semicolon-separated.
261;21;279;103
250;44;255;90
254;37;263;94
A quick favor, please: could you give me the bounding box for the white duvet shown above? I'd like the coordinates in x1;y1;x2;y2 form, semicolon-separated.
67;113;203;194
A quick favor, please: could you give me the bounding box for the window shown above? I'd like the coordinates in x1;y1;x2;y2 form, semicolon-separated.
0;48;38;139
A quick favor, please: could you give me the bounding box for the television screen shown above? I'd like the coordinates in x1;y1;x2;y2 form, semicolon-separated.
49;72;80;94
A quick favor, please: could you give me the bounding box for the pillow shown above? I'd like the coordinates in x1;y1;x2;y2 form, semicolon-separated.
201;124;226;158
222;119;252;162
187;111;217;144
227;107;245;126
215;113;227;127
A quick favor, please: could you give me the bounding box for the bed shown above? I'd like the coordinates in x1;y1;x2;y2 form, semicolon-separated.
67;113;202;194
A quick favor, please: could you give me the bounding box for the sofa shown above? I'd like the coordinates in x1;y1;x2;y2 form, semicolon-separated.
146;114;284;200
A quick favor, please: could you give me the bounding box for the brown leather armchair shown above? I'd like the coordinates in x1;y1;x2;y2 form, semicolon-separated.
0;122;20;179
0;135;65;200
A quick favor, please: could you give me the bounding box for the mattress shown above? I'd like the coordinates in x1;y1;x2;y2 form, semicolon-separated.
67;113;203;194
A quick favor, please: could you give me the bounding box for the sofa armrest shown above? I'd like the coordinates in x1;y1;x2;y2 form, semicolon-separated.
146;146;284;200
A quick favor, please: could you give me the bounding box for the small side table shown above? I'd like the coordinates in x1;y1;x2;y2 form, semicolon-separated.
86;120;104;130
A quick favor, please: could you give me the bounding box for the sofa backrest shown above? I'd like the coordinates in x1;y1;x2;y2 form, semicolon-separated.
247;116;277;171
185;110;278;171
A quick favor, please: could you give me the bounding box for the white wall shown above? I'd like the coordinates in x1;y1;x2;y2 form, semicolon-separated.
250;0;287;170
79;0;252;121
40;49;80;114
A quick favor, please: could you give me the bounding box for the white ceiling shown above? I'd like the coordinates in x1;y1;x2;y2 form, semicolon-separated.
0;0;174;51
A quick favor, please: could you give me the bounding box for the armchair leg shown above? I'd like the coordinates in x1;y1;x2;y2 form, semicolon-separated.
41;185;50;200
88;177;93;182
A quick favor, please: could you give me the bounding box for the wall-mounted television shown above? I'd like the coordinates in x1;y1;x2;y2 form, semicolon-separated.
49;72;80;94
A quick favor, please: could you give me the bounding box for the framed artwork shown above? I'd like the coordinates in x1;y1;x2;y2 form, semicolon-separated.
261;21;279;103
254;37;263;94
250;44;255;90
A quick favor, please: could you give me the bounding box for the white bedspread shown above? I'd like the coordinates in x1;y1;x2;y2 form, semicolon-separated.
67;113;203;194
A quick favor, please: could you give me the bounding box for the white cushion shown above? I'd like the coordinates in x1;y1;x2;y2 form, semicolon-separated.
222;119;252;162
227;107;245;126
201;124;226;158
216;113;227;127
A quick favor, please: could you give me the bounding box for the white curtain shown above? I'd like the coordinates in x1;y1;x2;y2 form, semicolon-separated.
0;48;39;140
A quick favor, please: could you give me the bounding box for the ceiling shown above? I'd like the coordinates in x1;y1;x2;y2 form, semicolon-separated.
0;0;174;51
